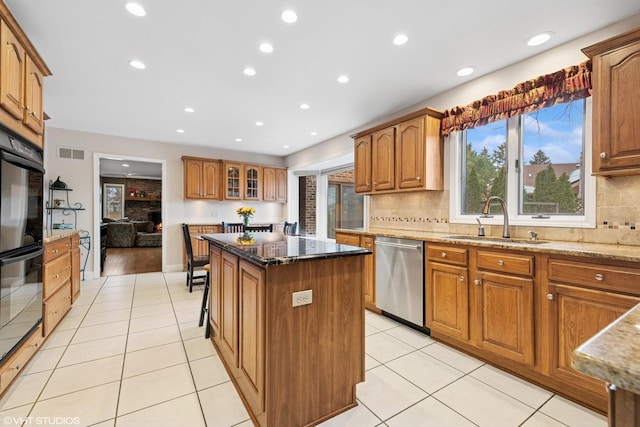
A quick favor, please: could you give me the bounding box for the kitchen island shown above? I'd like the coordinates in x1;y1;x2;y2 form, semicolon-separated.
201;232;371;427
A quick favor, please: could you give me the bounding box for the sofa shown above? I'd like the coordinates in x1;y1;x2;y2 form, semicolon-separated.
105;220;162;247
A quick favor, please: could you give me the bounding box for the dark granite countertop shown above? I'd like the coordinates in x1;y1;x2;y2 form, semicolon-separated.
202;233;371;266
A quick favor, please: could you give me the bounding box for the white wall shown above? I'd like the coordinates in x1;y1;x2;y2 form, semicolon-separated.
44;127;286;277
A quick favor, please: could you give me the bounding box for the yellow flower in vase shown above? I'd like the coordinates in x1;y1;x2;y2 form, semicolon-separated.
236;207;256;228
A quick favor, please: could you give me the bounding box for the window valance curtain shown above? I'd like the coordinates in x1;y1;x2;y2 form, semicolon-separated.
441;60;592;136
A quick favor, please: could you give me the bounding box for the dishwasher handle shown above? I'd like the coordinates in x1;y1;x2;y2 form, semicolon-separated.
375;241;423;251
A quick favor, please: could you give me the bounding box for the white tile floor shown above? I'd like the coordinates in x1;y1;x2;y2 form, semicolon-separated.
0;272;607;427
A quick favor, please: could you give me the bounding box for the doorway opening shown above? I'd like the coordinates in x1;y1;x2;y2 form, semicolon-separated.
93;154;166;277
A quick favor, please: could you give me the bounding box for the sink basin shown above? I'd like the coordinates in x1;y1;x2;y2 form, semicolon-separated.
446;235;548;244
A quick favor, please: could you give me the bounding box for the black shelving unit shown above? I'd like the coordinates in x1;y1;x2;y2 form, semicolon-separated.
46;183;85;231
46;181;91;279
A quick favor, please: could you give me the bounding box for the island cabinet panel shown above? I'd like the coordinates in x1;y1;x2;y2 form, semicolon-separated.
208;245;222;338
219;251;239;368
237;260;265;415
583;27;640;176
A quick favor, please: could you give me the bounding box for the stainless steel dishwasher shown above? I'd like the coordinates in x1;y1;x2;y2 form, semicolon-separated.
375;236;424;327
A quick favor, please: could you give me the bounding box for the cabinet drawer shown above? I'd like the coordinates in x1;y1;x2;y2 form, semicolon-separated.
477;251;534;276
548;258;640;294
43;252;71;299
0;325;43;393
427;245;468;266
44;282;72;336
335;233;361;247
44;237;71;263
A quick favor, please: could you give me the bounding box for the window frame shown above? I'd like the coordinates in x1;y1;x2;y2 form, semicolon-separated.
449;98;596;229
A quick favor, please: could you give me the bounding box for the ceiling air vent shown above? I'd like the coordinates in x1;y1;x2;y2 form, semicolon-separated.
58;147;85;160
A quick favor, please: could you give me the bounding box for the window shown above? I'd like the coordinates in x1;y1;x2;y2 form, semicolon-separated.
327;171;364;239
452;99;595;228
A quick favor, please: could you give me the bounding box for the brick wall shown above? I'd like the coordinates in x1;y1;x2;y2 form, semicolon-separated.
299;175;316;235
327;170;354;184
101;177;161;222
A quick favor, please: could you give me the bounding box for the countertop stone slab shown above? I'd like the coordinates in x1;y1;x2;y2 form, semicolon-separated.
335;227;640;263
572;302;640;394
43;229;79;243
202;233;371;266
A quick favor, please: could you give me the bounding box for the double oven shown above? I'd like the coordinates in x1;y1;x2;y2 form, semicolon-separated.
0;129;44;363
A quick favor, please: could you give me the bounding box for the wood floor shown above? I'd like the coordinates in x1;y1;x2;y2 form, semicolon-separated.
102;247;162;276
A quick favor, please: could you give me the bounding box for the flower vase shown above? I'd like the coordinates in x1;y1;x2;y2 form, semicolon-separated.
242;216;250;229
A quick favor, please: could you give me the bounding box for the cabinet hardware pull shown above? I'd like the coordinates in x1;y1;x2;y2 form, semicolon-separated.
417;176;421;180
441;252;447;258
54;274;59;279
459;276;465;281
547;293;554;300
595;273;604;281
474;279;481;285
497;260;504;266
600;152;607;159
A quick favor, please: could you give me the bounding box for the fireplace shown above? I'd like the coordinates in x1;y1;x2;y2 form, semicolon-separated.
148;211;162;232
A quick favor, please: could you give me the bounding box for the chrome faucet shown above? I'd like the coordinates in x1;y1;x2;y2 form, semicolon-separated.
482;196;510;238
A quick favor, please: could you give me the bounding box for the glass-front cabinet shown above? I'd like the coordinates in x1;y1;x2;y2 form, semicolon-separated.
224;162;242;200
244;165;262;200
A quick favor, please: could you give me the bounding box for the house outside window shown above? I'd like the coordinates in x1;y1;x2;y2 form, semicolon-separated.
452;99;595;228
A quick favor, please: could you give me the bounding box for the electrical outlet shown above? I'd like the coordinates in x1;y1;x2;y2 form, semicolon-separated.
292;289;312;307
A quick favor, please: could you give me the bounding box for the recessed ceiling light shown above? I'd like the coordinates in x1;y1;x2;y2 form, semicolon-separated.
281;10;297;23
337;75;349;83
456;66;475;77
129;59;146;70
283;145;290;149
176;129;185;133
310;131;318;136
184;107;195;113
527;32;553;46
393;34;408;46
255;121;264;126
235;138;243;142
259;42;274;53
122;164;130;168
125;2;146;17
243;67;256;76
300;103;310;110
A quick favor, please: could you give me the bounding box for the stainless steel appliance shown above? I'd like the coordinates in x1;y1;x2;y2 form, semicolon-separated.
375;236;425;327
0;129;44;362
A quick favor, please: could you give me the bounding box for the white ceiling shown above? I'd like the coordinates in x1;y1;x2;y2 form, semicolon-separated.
6;1;640;157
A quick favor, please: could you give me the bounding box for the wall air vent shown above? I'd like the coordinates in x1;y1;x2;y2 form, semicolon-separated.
58;147;85;160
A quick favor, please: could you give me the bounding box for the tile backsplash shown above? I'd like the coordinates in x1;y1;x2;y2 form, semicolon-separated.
369;175;640;246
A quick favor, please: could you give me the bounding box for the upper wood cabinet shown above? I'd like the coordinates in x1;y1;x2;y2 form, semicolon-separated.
182;157;222;200
583;27;640;176
0;10;50;148
224;162;242;200
263;167;287;202
244;164;262;201
352;107;444;194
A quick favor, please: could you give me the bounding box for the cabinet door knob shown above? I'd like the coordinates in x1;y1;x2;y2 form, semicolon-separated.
474;279;481;285
547;293;554;300
595;273;604;281
497;260;504;266
459;276;465;282
600;152;607;159
441;252;447;258
416;176;421;180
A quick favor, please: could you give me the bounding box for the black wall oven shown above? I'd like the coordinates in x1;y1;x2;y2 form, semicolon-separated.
0;129;44;363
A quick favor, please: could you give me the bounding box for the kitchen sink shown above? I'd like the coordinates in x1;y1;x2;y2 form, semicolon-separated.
445;235;548;244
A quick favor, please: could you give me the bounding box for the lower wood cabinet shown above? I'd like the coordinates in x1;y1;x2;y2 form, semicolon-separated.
427;244;640;414
43;234;75;337
335;232;377;312
0;325;43;395
71;233;81;303
186;224;221;268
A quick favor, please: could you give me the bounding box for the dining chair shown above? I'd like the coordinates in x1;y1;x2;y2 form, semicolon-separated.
283;221;298;235
222;222;245;233
181;223;209;292
245;224;273;233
